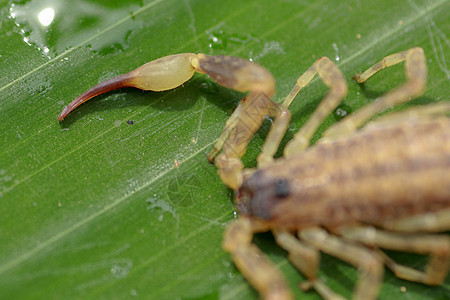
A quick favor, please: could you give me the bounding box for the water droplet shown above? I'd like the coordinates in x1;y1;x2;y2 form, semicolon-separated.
332;43;340;62
146;197;176;219
21;73;52;95
8;0;142;57
250;41;285;61
38;8;55;27
110;262;131;279
208;30;227;50
197;80;219;94
207;29;260;52
333;104;352;121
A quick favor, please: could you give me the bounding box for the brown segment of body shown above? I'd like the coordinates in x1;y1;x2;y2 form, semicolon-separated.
239;118;450;229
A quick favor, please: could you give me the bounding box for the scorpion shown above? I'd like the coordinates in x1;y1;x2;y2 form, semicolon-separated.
58;47;450;299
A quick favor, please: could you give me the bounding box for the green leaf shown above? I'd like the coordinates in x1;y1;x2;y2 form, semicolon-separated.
1;0;449;299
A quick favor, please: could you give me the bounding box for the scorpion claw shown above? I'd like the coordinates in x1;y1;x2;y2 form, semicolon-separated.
57;73;134;121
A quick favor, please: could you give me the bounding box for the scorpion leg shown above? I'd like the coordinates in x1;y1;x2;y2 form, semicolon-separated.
300;227;384;300
223;217;294;300
256;101;291;167
273;230;345;300
192;54;276;189
211;92;281;189
381;207;450;233
207;94;289;170
336;224;450;285
206;100;245;163
58;53;198;121
324;47;427;139
281;57;348;157
368;101;450;126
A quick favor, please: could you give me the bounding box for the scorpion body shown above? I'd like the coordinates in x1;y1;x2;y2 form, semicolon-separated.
58;47;450;300
239;117;450;229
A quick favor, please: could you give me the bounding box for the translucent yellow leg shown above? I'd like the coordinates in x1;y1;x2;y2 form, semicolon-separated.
282;57;348;157
324;47;427;139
